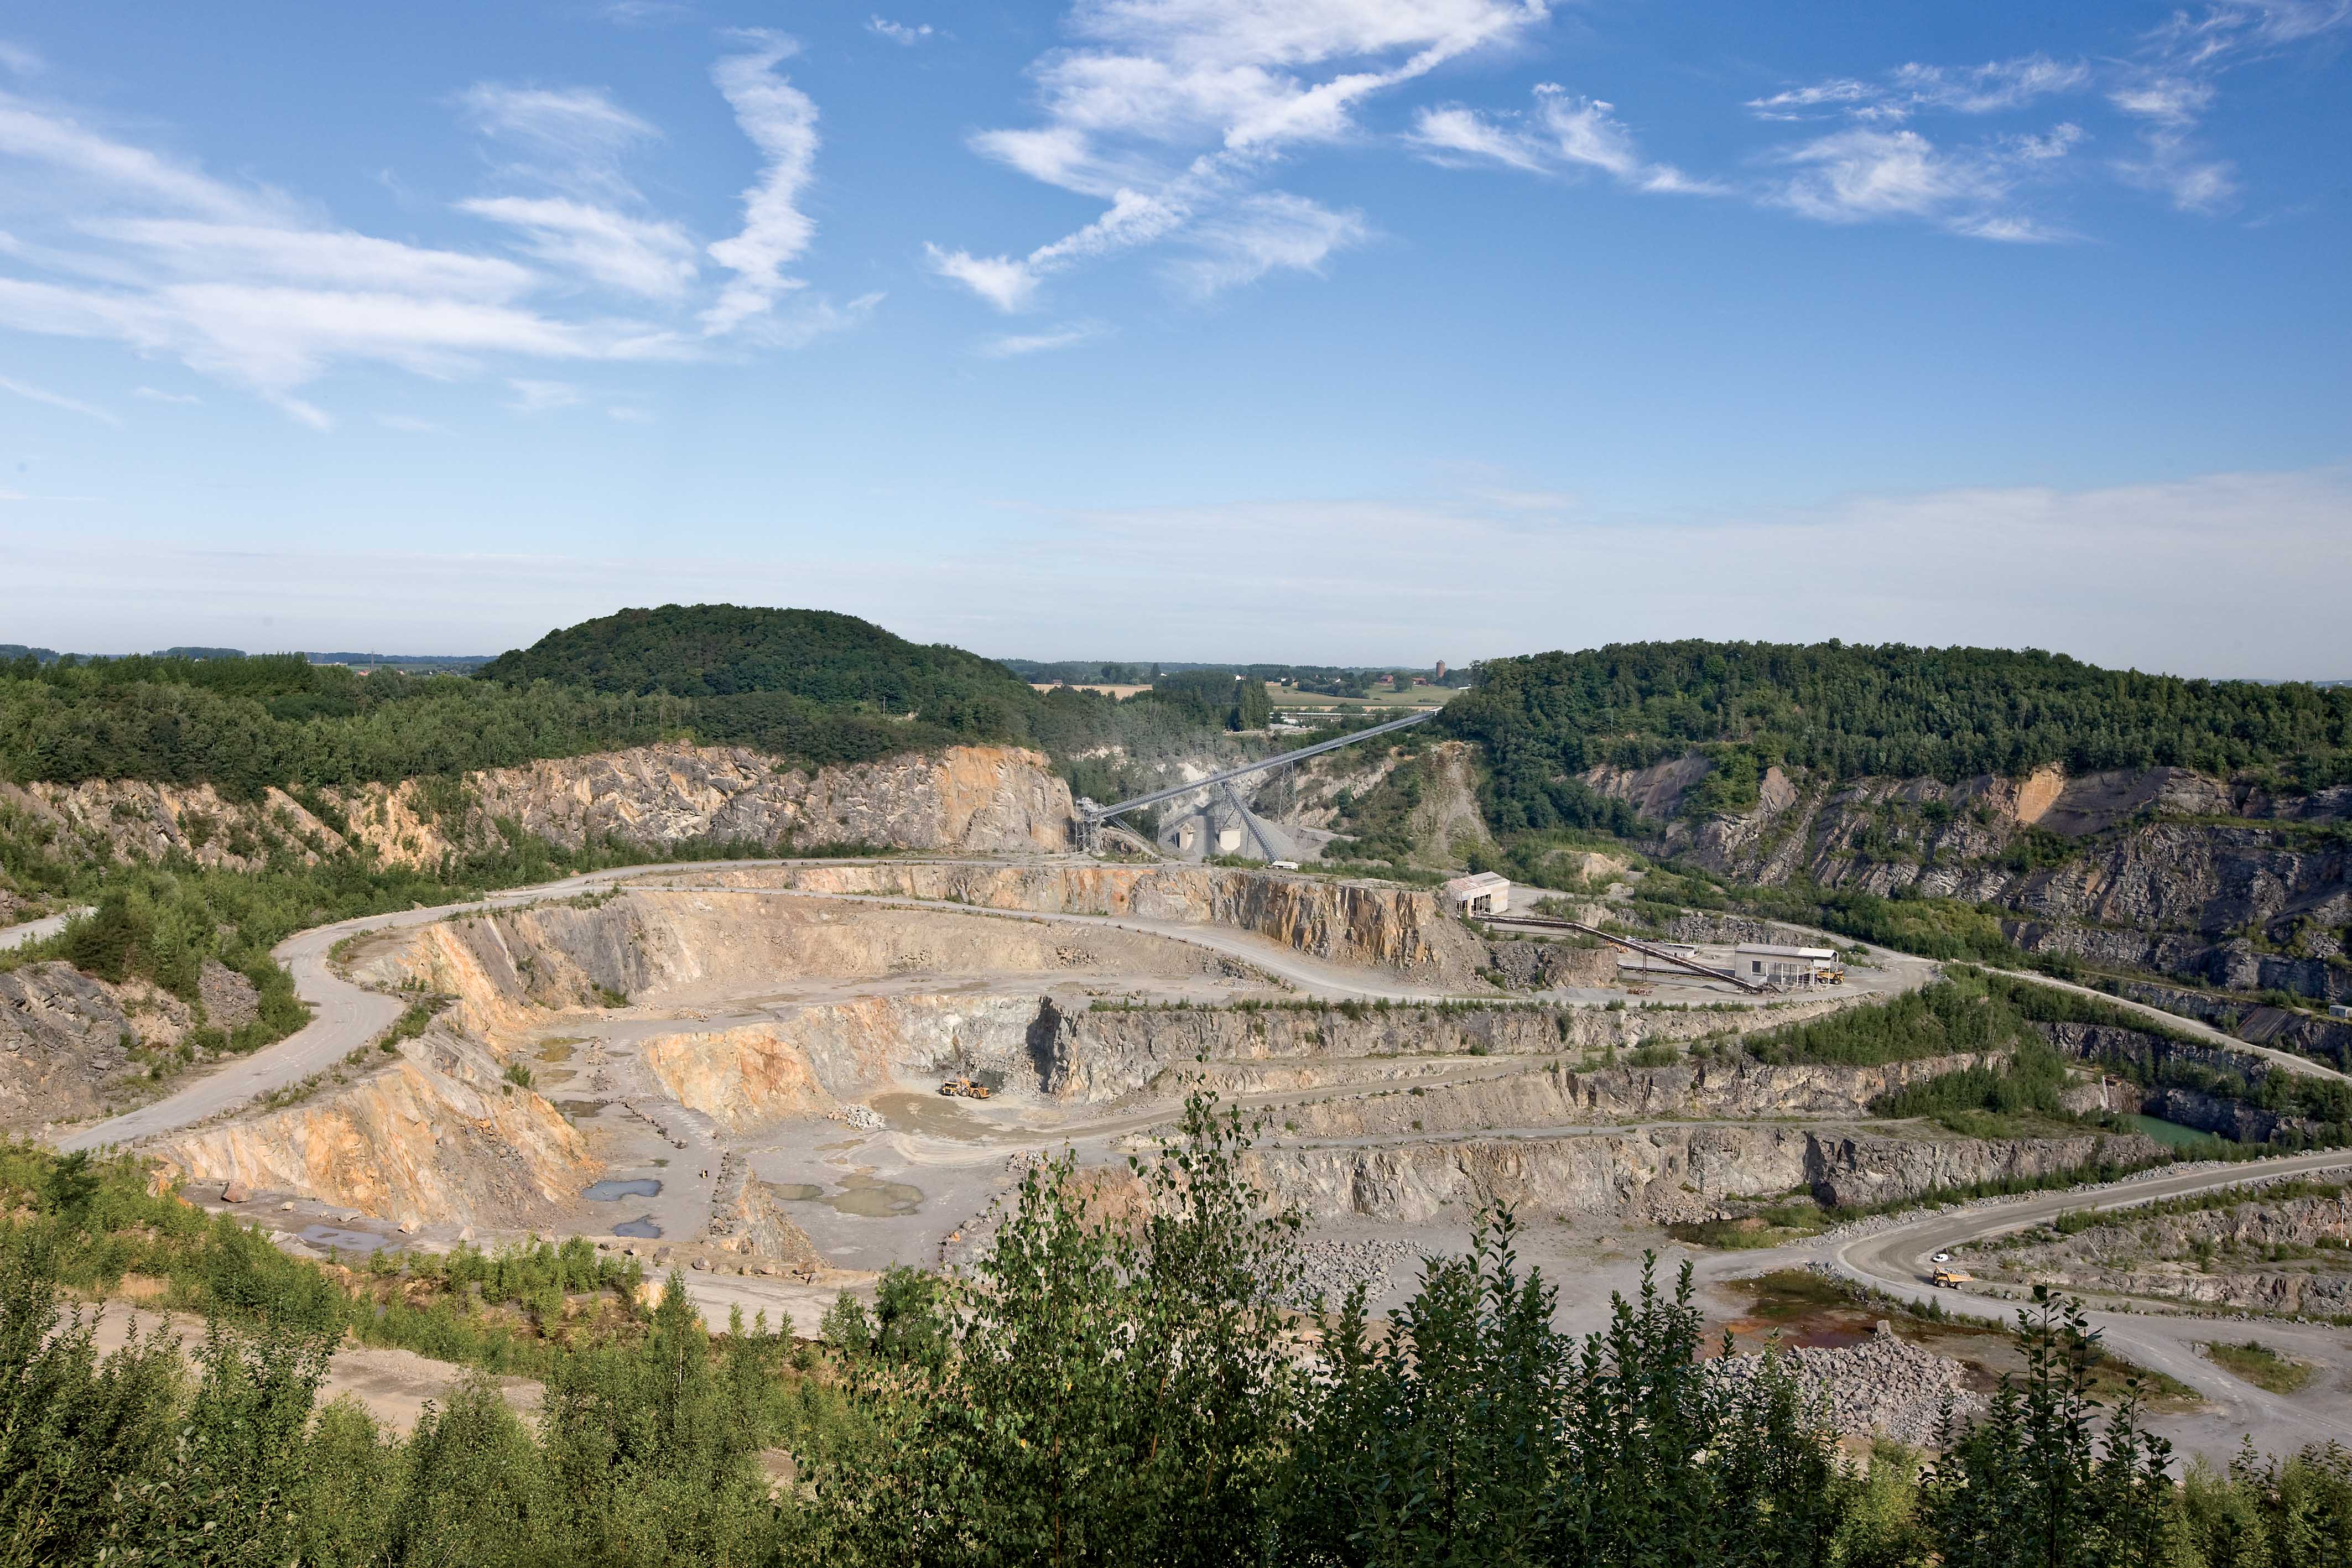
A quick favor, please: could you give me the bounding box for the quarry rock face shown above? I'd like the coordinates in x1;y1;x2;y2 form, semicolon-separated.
1249;1124;2168;1223
329;743;1068;865
0;961;148;1134
152;1033;597;1231
641;993;1044;1130
0;779;354;874
1034;996;1840;1104
1802;1129;2167;1210
445;743;1073;858
719;861;1489;982
1979;1189;2352;1315
4;743;1073;874
364;889;1237;1045
1582;756;2352;1004
197;960;261;1033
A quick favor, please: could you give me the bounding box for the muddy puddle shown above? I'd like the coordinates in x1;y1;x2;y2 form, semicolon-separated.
557;1101;607;1120
792;1171;924;1217
613;1215;662;1238
871;1091;992;1141
535;1038;584;1063
1723;1315;1876;1351
298;1225;394;1255
769;1184;824;1201
584;1178;663;1201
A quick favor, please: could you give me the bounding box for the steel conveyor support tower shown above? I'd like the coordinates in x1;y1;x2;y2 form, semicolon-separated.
1076;707;1438;851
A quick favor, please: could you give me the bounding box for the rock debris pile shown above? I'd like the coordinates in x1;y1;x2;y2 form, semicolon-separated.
1710;1327;1984;1449
826;1105;886;1133
1289;1238;1422;1306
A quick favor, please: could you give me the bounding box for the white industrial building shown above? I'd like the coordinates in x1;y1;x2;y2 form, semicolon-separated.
1732;942;1843;986
1443;872;1511;917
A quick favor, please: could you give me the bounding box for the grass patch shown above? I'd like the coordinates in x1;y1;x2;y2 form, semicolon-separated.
2203;1339;2315;1395
1667;1202;1832;1251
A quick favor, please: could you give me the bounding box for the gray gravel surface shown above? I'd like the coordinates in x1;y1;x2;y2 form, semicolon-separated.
1711;1326;1985;1447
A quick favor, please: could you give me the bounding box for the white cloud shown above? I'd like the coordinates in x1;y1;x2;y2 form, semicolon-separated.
81;218;534;298
1163;192;1367;298
925;246;1042;313
869;16;935;45
458;196;698;299
1768;124;2079;239
702;32;821;335
0;93;285;223
0;371;119;425
1408;104;1549;171
932;0;1550;310
2113;5;2345;213
458;83;659;200
0;41;44;76
602;1;691;23
977;321;1107;357
1749;53;2089;123
505;378;583;412
133;384;201;404
1413;86;1717;194
0;57;856;421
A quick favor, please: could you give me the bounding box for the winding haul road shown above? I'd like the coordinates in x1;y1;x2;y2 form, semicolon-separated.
1719;1146;2352;1463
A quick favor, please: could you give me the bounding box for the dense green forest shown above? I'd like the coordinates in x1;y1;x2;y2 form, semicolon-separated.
1446;641;2352;834
6;1103;2346;1567
479;605;1035;721
0;608;1224;799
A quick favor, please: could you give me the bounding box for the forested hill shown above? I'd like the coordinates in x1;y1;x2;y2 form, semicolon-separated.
478;605;1031;717
0;607;1215;796
1445;641;2352;820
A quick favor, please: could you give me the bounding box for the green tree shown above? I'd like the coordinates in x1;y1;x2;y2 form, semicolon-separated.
1919;1289;2178;1568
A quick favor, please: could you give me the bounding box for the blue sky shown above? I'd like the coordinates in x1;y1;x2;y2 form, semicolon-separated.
1;2;2346;674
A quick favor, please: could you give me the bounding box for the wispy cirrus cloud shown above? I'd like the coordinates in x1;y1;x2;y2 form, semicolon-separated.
927;0;1551;311
701;30;826;337
1411;86;1716;193
0;371;119;425
976;320;1108;357
868;16;935;45
1768;123;2082;239
1746;54;2089;123
504;377;583;413
457;196;699;300
0;36;861;426
2095;3;2349;211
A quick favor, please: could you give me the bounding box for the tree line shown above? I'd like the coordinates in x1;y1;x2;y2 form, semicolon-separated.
1446;640;2352;836
4;1098;2348;1566
0;617;1227;800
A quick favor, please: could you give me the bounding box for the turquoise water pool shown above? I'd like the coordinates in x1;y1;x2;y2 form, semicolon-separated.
2124;1113;2223;1149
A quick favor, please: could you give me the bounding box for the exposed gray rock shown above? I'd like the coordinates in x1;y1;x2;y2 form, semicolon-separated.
1711;1326;1985;1448
198;960;261;1033
0;961;147;1134
1578;754;2352;1007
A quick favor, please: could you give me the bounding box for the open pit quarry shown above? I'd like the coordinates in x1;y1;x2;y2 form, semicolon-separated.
37;832;2352;1462
102;852;2110;1283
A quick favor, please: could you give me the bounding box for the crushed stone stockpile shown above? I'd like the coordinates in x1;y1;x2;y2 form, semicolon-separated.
1290;1237;1423;1306
1710;1326;1986;1449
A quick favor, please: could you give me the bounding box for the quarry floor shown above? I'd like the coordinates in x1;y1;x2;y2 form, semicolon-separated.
44;855;2352;1465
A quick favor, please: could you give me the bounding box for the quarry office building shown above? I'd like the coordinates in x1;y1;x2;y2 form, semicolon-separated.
1732;942;1841;984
